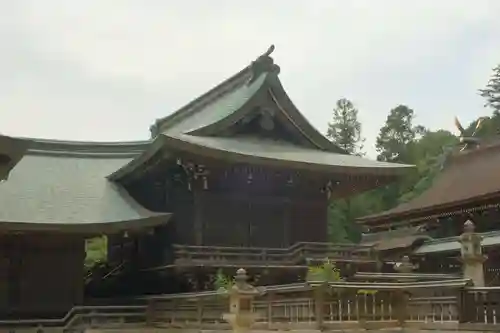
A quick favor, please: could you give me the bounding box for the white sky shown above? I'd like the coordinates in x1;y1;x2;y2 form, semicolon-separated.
1;0;499;157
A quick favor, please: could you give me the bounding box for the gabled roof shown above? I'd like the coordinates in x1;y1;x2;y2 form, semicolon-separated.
111;46;413;181
0;139;170;233
358;139;500;226
151;46;342;153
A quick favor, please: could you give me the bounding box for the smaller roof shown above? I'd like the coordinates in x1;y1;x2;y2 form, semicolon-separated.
0;139;170;233
358;141;500;225
414;230;500;254
352;272;462;281
361;226;430;251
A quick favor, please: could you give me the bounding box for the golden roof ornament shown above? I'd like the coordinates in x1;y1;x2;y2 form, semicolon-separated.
454;116;487;151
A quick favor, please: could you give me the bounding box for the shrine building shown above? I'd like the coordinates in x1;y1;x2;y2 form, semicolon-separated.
358;134;500;284
0;46;412;318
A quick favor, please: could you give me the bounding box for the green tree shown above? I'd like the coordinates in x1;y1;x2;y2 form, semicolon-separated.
479;64;500;114
327;98;365;155
375;105;425;163
326;98;365;243
373;105;425;209
398;130;458;203
463;112;500;139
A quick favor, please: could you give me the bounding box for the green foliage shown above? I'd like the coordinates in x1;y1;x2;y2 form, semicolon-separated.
397;130;458;204
326;98;365;243
326;98;365;155
375;105;425;163
464;111;500;139
214;269;234;291
306;259;343;283
328;196;365;243
325;67;500;245
85;236;107;268
479;64;500;113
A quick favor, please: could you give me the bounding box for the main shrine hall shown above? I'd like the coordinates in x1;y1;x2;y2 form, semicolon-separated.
0;46;412;318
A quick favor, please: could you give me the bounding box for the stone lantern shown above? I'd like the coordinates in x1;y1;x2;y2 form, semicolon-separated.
223;268;265;333
459;220;486;286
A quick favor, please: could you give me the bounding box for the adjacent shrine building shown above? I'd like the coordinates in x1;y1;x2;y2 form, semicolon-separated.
358;135;500;284
0;46;412;317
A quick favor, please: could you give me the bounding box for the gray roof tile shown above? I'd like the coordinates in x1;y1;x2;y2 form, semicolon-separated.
167;135;413;174
0;150;169;231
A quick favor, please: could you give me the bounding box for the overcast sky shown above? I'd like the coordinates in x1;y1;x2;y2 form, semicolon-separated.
1;0;499;157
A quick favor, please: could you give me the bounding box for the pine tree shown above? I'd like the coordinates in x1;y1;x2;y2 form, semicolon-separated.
326;98;364;243
326;98;365;155
479;64;500;114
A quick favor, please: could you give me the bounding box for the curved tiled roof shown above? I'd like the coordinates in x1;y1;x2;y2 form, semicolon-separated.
358;141;500;225
0;139;170;232
162;134;413;175
0;47;413;230
112;47;413;181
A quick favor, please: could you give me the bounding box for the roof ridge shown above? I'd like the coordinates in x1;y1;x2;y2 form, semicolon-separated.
13;137;151;157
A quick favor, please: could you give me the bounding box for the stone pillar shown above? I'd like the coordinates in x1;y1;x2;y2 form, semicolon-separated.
223;268;265;333
392;255;417;326
459;220;487;287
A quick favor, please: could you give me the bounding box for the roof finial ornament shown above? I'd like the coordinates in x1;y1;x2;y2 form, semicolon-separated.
454;116;486;151
263;44;275;57
247;44;280;85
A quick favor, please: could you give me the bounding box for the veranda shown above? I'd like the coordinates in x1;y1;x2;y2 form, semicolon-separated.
3;221;499;332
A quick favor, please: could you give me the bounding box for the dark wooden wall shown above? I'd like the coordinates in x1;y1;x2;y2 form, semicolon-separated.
180;191;328;248
0;233;85;318
199;193;289;247
122;162;331;252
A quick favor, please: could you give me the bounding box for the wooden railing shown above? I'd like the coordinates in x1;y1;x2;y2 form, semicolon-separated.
173;242;377;267
139;279;466;329
461;287;500;324
0;305;147;332
5;282;500;331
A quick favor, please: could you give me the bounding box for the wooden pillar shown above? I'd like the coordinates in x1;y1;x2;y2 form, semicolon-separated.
283;198;291;247
193;190;204;246
458;288;476;323
247;200;253;247
7;235;20;312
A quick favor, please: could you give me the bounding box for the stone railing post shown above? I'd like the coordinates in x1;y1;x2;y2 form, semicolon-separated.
459;220;486;287
392;255;417;326
223;268;265;333
313;284;325;330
